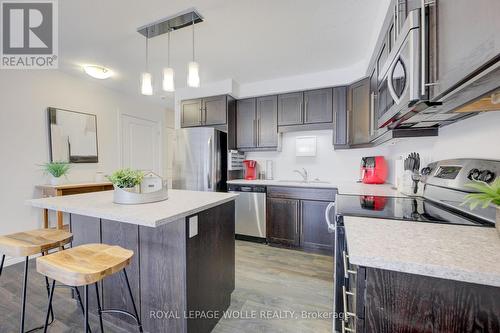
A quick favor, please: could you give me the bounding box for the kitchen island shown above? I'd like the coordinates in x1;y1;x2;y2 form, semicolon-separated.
29;189;238;333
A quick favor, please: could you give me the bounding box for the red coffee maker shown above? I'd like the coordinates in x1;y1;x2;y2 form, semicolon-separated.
243;160;257;180
360;156;388;184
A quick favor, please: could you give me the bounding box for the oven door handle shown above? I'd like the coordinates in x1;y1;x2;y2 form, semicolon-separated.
325;202;336;233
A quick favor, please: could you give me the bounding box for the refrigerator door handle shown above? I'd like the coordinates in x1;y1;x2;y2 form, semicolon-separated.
207;135;213;190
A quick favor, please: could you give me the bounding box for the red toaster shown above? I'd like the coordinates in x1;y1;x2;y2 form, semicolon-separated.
361;156;388;184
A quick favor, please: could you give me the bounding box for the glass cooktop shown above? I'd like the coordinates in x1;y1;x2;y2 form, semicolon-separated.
335;194;494;227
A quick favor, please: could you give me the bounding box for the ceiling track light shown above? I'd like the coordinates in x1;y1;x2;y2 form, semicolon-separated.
137;8;204;95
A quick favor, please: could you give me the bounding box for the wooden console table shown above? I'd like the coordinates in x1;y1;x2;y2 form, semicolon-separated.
36;182;114;229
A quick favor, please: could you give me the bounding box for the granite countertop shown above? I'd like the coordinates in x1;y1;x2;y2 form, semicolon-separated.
28;190;238;228
344;216;500;287
227;179;401;196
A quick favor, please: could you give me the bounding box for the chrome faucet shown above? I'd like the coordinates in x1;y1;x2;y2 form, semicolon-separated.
293;168;308;182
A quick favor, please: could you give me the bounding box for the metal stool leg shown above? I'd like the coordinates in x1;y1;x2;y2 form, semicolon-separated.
20;256;29;333
43;280;56;333
72;287;92;333
44;277;55;324
123;269;143;332
95;283;105;333
0;254;5;276
84;285;89;333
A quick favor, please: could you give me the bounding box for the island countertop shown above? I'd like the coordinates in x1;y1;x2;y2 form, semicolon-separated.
28;189;238;228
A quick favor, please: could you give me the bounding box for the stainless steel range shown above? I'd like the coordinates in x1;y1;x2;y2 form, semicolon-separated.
332;158;499;332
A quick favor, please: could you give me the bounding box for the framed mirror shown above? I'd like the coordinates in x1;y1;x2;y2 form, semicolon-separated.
48;107;98;163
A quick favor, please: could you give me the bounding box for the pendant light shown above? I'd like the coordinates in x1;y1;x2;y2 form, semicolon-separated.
141;29;153;96
162;29;175;92
187;13;200;88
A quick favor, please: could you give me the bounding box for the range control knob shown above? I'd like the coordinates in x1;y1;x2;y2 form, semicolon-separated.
479;170;496;183
468;169;481;181
421;167;432;176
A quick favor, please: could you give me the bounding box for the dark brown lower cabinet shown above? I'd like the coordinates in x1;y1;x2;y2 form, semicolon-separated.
266;186;336;254
266;197;300;246
300;200;334;254
350;267;500;333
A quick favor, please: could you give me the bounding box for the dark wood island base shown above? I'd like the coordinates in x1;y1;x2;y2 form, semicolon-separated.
70;201;235;333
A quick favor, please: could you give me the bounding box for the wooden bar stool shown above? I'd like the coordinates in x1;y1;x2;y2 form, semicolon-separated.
37;243;143;333
0;228;73;333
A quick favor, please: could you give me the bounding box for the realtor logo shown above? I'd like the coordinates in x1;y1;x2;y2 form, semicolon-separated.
1;0;58;69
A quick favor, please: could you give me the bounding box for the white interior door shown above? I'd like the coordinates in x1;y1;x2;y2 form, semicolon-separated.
121;114;161;175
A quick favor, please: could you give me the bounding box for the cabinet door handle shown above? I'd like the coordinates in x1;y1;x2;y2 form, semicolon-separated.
303;96;308;123
342;285;357;320
369;92;375;137
342;319;356;333
253;119;258;147
343;251;357;278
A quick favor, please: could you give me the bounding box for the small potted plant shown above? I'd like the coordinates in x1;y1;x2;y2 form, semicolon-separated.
42;161;71;185
463;178;500;236
107;168;144;192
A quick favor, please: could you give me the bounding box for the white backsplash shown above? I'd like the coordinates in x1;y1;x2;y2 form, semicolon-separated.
245;112;500;185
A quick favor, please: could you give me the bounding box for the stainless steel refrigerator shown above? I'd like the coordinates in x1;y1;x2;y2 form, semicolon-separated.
171;128;227;192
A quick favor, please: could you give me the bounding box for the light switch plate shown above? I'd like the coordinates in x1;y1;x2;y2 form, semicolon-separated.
188;216;198;238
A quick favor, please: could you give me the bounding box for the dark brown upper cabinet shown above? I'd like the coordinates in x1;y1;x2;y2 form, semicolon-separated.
333;86;349;148
236;96;279;151
278;92;303;126
277;88;333;132
333;79;371;149
181;95;228;128
349;78;371;146
236;98;256;149
181;99;203;127
256;95;278;148
304;88;333;124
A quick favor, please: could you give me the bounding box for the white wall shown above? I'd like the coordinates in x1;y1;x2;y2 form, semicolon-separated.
245;112;500;184
0;70;166;265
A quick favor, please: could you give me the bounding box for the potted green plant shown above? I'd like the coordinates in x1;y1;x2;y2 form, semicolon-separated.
107;168;144;192
463;178;500;236
41;161;71;185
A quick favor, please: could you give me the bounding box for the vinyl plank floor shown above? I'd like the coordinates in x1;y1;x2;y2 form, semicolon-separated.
0;241;333;333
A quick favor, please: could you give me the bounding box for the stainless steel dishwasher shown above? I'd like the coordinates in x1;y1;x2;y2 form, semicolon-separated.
228;184;266;242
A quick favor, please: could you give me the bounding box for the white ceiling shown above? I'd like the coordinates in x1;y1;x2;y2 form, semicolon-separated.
59;0;390;106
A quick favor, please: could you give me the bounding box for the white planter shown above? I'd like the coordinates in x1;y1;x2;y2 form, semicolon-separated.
50;176;64;186
113;184;168;205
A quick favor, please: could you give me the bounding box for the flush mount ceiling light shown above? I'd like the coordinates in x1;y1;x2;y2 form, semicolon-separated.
83;65;112;79
137;8;204;95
